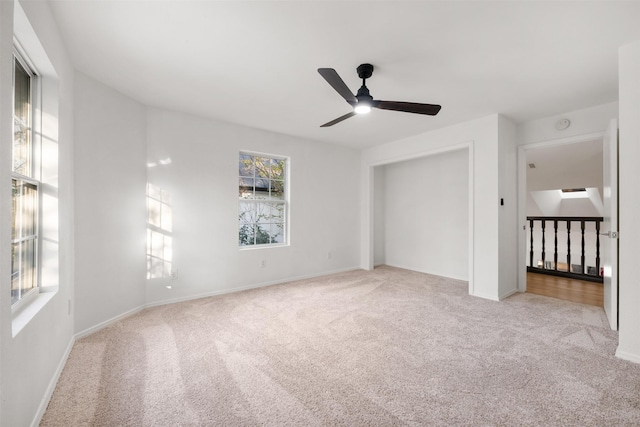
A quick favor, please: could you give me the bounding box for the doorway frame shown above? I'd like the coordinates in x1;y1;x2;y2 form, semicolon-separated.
517;131;605;292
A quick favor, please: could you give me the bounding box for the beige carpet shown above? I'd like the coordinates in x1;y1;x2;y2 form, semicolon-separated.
41;266;640;426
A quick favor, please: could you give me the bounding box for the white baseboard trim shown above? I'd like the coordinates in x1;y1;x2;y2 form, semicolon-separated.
381;263;469;282
145;266;361;309
499;288;519;300
76;267;361;337
616;348;640;364
31;335;76;427
75;304;146;340
470;291;501;302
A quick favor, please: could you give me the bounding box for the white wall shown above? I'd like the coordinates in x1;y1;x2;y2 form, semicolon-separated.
362;114;518;301
74;72;147;334
517;102;618;145
375;149;469;280
617;41;640;363
0;1;75;425
373;166;385;267
498;115;518;298
145;108;361;305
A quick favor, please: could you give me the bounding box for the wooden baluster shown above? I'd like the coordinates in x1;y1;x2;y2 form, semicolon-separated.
553;219;558;271
529;219;534;268
566;221;572;271
581;220;586;274
541;220;546;269
596;220;601;274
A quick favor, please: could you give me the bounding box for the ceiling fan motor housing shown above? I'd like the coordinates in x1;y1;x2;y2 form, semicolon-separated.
357;63;374;80
356;85;373;103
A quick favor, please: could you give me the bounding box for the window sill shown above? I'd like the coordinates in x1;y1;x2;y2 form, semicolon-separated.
12;289;57;337
239;243;289;251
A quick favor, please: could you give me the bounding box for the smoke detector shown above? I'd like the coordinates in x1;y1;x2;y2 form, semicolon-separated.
555;118;571;130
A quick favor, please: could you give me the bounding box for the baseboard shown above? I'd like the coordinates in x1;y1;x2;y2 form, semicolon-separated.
30;335;76;427
381;263;469;282
470;291;501;302
76;267;361;336
499;288;519;300
75;304;146;340
145;266;361;309
616;348;640;364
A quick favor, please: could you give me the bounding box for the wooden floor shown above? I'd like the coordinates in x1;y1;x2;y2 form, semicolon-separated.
526;272;604;307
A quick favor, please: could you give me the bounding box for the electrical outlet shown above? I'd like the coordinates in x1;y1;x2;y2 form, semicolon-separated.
171;269;178;280
260;260;267;268
327;251;333;260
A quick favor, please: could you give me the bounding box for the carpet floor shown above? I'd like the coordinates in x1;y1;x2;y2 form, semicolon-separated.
41;266;640;426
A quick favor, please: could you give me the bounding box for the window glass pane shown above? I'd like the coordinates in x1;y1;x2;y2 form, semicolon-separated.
270;158;285;179
11;239;37;305
239;177;254;198
239;223;256;246
11;180;19;241
13;57;31;176
11;178;38;305
254;157;270;178
270;180;285;200
239;154;254;177
270;224;284;244
255;224;271;245
256;203;271;225
11;242;20;304
239;202;256;224
268;202;282;221
254;178;269;199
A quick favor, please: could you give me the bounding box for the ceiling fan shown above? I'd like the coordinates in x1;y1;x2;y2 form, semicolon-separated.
317;63;441;127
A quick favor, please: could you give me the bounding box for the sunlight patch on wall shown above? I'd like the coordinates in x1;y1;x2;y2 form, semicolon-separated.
146;183;173;279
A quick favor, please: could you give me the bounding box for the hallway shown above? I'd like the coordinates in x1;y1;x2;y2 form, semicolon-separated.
526;272;604;307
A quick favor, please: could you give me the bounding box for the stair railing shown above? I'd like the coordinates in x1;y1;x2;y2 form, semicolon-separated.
526;216;603;283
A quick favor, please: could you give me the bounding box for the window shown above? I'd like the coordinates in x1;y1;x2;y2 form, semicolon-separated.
146;183;173;279
11;51;39;305
239;152;288;247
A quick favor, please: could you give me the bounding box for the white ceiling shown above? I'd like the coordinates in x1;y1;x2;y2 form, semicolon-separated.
526;138;604;192
48;1;640;149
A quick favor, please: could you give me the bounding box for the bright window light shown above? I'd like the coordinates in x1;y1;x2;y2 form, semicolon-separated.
560;188;588;199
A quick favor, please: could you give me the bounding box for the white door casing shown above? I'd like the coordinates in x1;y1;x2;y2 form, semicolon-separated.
602;118;619;331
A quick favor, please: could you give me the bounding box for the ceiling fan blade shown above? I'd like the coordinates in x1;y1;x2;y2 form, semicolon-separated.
318;68;357;104
320;111;357;127
374;101;441;116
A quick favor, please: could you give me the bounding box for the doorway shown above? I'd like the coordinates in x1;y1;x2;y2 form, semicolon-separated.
518;134;605;308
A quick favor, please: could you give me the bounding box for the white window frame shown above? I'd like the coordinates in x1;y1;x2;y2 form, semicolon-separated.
238;151;289;248
11;47;41;311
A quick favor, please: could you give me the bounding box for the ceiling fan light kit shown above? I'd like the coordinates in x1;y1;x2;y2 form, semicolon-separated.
318;63;441;127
